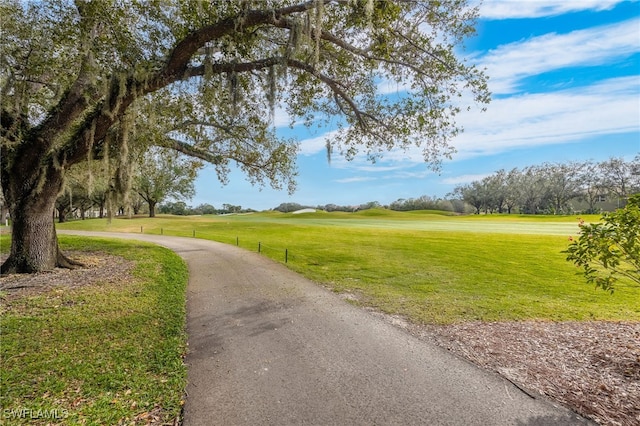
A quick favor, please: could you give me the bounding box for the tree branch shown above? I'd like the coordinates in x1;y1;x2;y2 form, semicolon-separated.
60;2;318;169
286;58;384;132
156;137;225;165
183;56;284;79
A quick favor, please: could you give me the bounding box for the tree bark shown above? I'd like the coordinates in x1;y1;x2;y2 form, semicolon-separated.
149;201;156;218
56;205;67;223
1;161;81;274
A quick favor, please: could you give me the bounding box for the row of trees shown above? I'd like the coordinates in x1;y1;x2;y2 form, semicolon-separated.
52;147;200;222
54;154;638;221
387;196;466;213
272;202;377;212
273;197;466;213
450;157;640;215
158;202;252;216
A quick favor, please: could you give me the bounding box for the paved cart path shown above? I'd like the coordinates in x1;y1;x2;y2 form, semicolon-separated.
62;231;592;426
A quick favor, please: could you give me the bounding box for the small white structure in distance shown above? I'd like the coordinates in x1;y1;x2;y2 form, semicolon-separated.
291;208;316;214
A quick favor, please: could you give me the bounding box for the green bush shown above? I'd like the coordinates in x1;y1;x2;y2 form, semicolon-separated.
565;194;640;293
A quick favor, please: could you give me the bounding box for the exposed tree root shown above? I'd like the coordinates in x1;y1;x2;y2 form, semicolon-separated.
56;250;86;269
0;250;85;275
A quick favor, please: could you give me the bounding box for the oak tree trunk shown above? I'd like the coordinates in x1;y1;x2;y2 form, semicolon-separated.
1;163;81;274
56;205;68;223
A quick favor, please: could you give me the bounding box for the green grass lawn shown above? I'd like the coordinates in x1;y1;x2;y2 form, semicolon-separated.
57;211;639;324
0;236;188;425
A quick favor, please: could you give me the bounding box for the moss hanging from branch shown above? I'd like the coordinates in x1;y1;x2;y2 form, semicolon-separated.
115;111;134;216
102;72;129;120
267;65;277;120
204;43;214;80
364;0;374;23
227;69;240;114
314;0;324;66
85;118;96;196
102;108;138;220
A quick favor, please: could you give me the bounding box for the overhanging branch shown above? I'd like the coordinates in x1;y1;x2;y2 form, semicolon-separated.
156;137;224;165
286;58;384;132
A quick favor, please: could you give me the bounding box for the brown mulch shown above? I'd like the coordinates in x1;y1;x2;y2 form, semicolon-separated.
0;252;135;301
2;253;639;426
410;321;640;426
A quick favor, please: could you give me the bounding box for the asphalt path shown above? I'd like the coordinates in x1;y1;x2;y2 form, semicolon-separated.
62;231;593;426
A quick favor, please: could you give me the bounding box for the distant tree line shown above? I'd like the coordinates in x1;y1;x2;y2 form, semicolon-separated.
47;156;637;221
272;202;379;213
449;157;640;215
51;148;202;221
387;196;466;213
272;197;466;214
157;202;255;215
273;157;639;216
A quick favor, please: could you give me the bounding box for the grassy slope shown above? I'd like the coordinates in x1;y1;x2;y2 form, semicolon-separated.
57;211;639;324
0;236;188;425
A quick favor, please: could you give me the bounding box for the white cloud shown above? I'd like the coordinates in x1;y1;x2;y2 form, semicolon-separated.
441;173;492;185
320;76;639;168
475;18;640;94
477;0;626;19
353;165;408;173
272;105;293;128
298;131;337;156
452;76;640;159
377;78;412;95
335;176;377;183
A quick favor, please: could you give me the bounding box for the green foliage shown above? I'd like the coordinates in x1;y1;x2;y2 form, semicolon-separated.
451;156;640;215
565;194;640;292
135;147;200;216
0;236;188;424
2;0;489;192
2;0;490;272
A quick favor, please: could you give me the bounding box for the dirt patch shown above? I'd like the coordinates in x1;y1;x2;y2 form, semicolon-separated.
0;252;135;300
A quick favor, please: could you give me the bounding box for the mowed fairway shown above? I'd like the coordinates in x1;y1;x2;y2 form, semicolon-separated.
58;210;640;324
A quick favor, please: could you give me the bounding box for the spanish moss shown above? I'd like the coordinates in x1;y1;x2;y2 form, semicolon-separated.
314;0;324;66
267;65;277;121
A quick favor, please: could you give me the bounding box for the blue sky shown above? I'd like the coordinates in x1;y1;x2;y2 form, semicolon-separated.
191;0;640;211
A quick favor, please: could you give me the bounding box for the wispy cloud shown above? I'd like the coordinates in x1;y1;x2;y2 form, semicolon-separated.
441;173;492;185
475;18;640;94
323;75;639;168
453;76;640;158
477;0;626;19
298;131;336;156
335;176;377;183
377;78;412;95
272;105;293;128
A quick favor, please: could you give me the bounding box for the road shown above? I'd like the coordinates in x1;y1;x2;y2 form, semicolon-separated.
62;231;592;425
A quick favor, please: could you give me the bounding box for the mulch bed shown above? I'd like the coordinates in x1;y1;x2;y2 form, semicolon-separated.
0;252;134;300
413;321;640;426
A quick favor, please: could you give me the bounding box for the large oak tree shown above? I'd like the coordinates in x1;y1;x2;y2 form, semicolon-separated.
1;0;489;273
